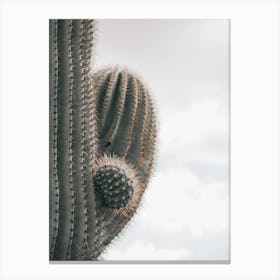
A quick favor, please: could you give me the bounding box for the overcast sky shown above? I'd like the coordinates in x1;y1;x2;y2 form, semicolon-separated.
94;19;230;261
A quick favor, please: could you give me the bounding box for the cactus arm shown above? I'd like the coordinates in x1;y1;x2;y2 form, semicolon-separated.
92;68;157;254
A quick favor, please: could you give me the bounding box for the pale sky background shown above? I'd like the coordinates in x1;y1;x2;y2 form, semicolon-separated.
94;19;230;261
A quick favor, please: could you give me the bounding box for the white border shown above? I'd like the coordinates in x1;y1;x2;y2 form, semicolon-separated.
0;0;279;279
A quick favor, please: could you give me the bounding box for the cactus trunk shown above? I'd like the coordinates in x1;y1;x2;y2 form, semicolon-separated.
49;19;98;260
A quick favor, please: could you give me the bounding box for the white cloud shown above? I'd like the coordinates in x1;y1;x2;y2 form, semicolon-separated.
102;241;192;260
159;97;229;166
139;167;229;236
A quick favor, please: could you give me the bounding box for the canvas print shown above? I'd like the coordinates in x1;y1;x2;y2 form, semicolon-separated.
49;19;230;262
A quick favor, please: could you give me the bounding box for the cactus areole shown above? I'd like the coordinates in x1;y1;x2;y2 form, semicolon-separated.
49;19;157;261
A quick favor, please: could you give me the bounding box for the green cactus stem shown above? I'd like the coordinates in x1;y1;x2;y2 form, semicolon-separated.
49;19;97;261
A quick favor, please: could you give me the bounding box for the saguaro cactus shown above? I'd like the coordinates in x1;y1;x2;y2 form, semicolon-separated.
49;19;157;261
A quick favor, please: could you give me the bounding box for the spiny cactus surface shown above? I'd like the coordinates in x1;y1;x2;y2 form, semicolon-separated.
50;19;157;261
49;19;97;261
94;163;134;209
92;67;157;251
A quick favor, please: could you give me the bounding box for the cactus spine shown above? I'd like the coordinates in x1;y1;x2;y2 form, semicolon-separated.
50;20;157;261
